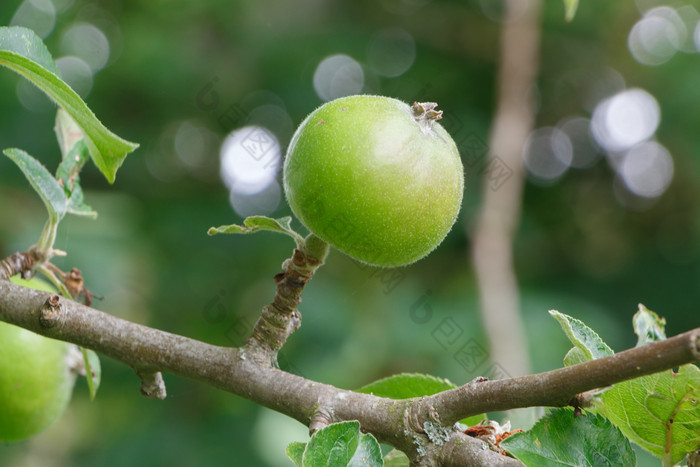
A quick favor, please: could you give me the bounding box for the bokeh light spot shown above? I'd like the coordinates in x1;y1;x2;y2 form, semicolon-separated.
367;28;416;78
175;121;209;168
628;7;685;66
16;76;52;112
619;141;673;198
60;23;110;72
694;19;700;52
10;0;56;39
557;117;601;169
245;105;294;144
229;180;281;218
313;54;364;102
220;126;281;196
523;127;573;181
56;56;93;98
591;88;660;153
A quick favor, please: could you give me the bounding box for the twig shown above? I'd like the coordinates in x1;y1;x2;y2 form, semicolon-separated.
244;241;326;365
136;370;167;400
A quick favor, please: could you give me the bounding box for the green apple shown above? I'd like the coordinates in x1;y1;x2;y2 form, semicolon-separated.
0;275;76;443
284;95;463;267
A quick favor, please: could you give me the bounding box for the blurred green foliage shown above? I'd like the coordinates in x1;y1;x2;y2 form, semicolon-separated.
0;0;698;466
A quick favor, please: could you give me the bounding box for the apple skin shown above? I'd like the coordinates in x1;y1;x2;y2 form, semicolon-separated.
283;95;464;267
0;276;76;443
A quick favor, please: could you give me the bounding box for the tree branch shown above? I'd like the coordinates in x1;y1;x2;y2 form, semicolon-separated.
422;328;700;426
2;240;699;466
2;277;699;465
244;244;325;366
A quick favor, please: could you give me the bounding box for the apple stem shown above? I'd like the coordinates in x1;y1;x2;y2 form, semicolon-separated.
302;233;329;264
412;102;443;132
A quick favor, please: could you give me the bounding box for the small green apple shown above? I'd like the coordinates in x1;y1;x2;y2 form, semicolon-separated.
283;95;464;267
0;275;76;443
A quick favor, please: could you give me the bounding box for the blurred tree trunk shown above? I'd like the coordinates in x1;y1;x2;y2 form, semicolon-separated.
471;0;541;395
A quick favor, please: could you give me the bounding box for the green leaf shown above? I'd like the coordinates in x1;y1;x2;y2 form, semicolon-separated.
501;408;636;466
357;373;456;399
563;0;579;22
286;442;306;467
56;140;90;189
563;346;587;367
0;26;138;183
549;310;614;365
55;111;97;218
63;175;96;218
356;373;484;427
3;148;66;223
302;421;382;467
208;216;305;246
80;347;101;400
55;108;84;158
602;364;700;465
382;449;409;467
633;304;666;347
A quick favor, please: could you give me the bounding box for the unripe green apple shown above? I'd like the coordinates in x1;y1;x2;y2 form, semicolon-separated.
283;95;464;267
0;276;76;443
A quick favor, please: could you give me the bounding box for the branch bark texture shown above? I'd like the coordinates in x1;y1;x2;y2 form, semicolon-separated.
1;276;699;466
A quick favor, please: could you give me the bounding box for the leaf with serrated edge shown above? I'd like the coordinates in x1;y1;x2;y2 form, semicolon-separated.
286;442;305;467
0;26;138;183
4;148;66;223
501;408;636;466
602;364;700;464
208;216;304;245
302;421;382;467
357;373;484;427
549;310;613;364
634;304;666;347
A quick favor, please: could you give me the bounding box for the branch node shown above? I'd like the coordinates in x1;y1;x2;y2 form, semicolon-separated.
404;399;430;435
39;294;63;328
136;370;167;400
568;388;601;411
309;406;334;435
0;251;38;280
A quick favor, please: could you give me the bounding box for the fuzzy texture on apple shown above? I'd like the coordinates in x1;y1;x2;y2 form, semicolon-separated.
0;276;76;442
284;95;464;267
